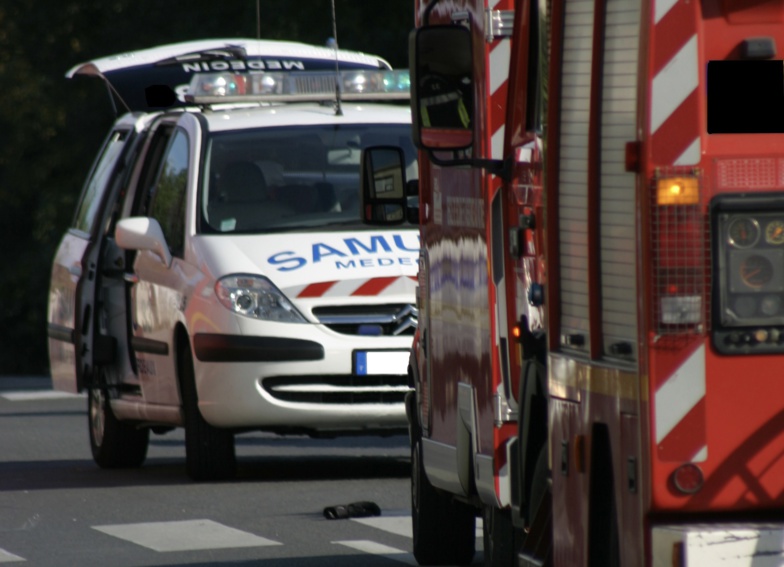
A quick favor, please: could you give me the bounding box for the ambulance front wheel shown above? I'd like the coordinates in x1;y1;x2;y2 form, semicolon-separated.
411;428;475;565
180;341;236;481
88;371;149;468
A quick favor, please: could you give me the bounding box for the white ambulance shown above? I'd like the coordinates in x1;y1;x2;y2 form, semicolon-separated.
46;39;418;480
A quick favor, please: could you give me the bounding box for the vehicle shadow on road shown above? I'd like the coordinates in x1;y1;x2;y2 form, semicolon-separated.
0;439;410;492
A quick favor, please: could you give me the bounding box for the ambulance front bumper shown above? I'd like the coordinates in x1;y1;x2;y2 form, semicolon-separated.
191;326;411;431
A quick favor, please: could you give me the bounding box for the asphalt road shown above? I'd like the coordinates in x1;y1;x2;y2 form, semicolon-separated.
0;377;484;566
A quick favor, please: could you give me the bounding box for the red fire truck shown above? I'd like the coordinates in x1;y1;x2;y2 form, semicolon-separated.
364;0;784;564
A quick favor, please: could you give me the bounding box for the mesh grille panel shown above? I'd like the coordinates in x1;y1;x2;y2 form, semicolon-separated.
651;171;710;342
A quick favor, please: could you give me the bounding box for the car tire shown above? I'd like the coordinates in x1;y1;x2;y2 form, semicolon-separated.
180;342;236;481
88;377;149;468
411;425;475;565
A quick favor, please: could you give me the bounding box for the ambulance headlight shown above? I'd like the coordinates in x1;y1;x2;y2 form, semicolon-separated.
215;275;307;323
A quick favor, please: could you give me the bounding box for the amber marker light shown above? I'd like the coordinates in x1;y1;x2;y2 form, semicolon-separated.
672;463;704;494
656;176;700;205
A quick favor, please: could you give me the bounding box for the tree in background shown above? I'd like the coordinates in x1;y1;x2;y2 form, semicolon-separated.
0;0;412;374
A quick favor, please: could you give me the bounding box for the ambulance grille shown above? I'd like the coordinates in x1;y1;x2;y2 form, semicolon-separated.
262;375;410;404
312;304;417;336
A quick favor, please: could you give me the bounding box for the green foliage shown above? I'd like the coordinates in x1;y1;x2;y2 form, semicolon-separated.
0;0;412;374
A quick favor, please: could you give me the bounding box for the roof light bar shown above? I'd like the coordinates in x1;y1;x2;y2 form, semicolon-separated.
185;69;410;104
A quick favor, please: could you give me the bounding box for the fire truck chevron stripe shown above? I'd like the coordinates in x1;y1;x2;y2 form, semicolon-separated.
655;343;707;462
652;0;697;74
657;398;707;462
651;0;700;167
488;0;512;162
650;35;698;134
650;89;700;165
654;0;679;23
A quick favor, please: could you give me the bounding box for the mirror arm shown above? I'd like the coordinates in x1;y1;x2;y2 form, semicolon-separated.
426;150;512;181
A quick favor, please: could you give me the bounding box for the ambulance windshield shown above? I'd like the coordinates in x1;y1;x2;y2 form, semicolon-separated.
200;124;417;234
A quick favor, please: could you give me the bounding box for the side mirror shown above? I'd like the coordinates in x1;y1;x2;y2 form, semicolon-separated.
115;217;172;267
409;25;474;150
360;146;408;225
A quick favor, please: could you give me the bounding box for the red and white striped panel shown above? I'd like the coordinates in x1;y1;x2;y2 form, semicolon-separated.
489;0;512;162
650;0;706;464
287;276;417;299
650;0;701;166
655;343;707;462
488;0;513;433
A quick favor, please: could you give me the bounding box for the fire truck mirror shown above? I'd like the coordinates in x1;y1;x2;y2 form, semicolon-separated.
359;146;408;225
409;25;474;150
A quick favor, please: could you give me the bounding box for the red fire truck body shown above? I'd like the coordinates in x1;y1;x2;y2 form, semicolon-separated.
392;0;784;565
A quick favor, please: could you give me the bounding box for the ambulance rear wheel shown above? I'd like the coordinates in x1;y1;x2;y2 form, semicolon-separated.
88;377;149;468
180;342;236;481
411;435;475;565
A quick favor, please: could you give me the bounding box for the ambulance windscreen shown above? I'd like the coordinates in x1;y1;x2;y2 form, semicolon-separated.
200;124;417;234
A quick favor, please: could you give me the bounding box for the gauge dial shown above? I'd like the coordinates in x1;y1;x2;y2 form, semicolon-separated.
740;255;774;289
728;217;760;248
761;295;782;316
733;296;757;318
766;220;784;245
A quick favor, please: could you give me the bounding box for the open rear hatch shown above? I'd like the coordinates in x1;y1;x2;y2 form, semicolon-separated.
66;38;391;112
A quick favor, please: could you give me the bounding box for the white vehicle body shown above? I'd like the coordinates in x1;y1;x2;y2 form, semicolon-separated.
46;39;418;480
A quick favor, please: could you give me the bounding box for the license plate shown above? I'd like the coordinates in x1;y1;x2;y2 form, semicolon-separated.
354;350;409;376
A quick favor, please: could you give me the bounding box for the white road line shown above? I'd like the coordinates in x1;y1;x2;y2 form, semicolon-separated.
92;519;281;552
351;514;412;538
334;540;417;565
353;512;483;538
1;391;84;402
0;547;24;563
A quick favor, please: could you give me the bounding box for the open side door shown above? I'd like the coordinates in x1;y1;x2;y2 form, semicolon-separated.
47;113;149;393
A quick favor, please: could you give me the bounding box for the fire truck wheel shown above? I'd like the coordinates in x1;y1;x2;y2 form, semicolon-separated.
88;375;149;468
482;505;519;566
411;436;476;565
180;342;237;481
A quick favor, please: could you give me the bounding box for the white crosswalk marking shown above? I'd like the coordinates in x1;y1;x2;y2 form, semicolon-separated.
334;540;417;565
1;390;84;402
351;513;412;537
0;547;24;563
353;512;483;538
92;519;281;552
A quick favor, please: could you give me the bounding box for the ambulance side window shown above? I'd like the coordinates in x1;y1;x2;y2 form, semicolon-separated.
148;129;189;258
131;124;175;218
73;129;130;236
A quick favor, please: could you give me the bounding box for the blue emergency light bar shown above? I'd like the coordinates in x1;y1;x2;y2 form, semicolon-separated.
185;69;411;104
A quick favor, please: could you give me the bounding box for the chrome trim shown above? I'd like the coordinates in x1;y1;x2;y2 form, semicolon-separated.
486;9;514;41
